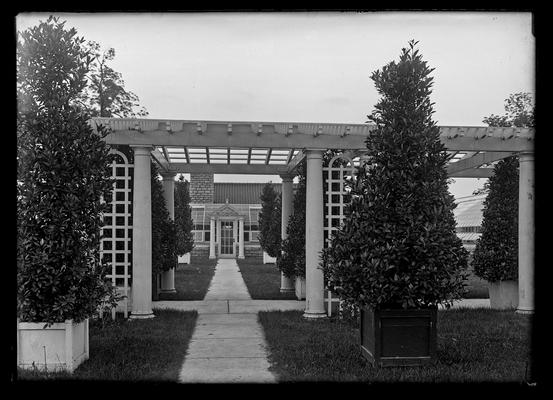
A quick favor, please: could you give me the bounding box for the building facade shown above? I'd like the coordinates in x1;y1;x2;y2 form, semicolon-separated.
188;173;282;259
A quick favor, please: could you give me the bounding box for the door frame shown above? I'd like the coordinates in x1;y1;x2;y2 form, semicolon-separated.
218;218;236;258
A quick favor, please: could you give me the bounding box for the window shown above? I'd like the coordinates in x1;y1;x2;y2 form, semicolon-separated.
191;206;210;242
247;206;261;242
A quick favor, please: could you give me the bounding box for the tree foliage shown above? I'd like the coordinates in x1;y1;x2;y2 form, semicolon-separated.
17;16;119;325
78;41;148;118
258;183;282;258
277;164;306;278
151;162;177;275
472;92;534;282
174;176;194;256
322;40;468;310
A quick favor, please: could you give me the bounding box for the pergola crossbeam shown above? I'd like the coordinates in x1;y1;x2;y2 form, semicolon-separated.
447;151;513;175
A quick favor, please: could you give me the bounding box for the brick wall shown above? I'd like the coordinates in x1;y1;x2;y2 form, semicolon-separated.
190;173;214;204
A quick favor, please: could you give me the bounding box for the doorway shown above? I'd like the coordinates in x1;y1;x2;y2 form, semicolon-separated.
219;220;235;258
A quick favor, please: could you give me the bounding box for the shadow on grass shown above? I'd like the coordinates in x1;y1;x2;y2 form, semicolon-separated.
158;258;218;301
17;309;198;382
237;258;297;300
258;308;531;382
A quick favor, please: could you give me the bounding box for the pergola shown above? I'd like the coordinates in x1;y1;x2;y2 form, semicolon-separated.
90;118;535;317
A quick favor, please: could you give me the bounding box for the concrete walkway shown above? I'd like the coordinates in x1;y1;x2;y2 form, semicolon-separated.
176;259;277;383
153;259;490;383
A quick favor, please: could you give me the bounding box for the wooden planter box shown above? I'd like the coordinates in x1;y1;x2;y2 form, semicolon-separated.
178;253;190;264
488;280;518;309
295;276;306;300
263;251;277;264
17;319;89;373
360;307;437;367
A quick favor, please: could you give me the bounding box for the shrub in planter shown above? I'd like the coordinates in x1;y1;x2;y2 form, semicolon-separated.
472;92;534;309
472;157;519;308
151;161;178;299
17;16;119;371
277;162;306;280
322;40;468;367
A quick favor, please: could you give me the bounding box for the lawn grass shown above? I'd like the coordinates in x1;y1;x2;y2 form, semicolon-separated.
17;309;197;382
158;258;217;301
237;258;297;300
259;309;532;382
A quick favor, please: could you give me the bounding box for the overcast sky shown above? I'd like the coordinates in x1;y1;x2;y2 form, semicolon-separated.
16;12;535;198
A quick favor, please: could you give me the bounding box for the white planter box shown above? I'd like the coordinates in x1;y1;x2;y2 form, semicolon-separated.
178;253;191;264
488;280;518;309
17;319;89;373
295;277;306;300
263;251;276;264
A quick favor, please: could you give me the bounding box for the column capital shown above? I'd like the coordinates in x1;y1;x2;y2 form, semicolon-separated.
129;145;154;156
279;174;295;182
518;152;534;161
305;149;324;159
159;171;177;180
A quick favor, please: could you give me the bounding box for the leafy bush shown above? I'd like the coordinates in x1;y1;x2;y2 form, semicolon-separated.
471;158;519;282
151;162;177;275
258;183;282;258
175;176;194;256
322;41;468;310
277;163;306;278
17;16;119;325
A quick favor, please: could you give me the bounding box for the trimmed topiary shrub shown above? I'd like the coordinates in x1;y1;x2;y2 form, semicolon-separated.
151;162;178;275
17;16;119;325
471;158;519;282
258;183;282;258
175;176;194;257
277;163;307;278
322;40;468;310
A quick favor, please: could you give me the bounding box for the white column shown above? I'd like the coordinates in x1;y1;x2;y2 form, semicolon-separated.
217;218;221;257
517;152;534;314
160;172;177;293
233;219;238;257
279;174;295;293
130;146;154;319
209;217;216;259
303;150;326;318
239;218;245;259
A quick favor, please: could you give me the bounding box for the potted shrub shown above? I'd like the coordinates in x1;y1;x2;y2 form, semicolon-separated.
17;17;119;372
175;176;194;265
472;93;534;309
322;40;468;367
471;157;519;308
278;164;307;300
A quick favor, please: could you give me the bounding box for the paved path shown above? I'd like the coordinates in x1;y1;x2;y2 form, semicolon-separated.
176;259;277;383
154;259;490;383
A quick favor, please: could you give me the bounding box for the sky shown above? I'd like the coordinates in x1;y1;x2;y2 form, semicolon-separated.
16;12;535;199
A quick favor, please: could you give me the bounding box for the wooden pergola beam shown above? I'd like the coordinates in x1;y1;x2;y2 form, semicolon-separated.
447;151;512;175
91;118;534;153
151;148;170;172
168;163;287;175
448;168;495;178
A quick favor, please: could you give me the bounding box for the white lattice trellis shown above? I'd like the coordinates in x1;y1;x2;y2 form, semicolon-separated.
100;149;133;319
323;154;354;248
323;154;354;316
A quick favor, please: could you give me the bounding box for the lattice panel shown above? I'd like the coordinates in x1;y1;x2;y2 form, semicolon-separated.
323;155;354;249
100;149;133;319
